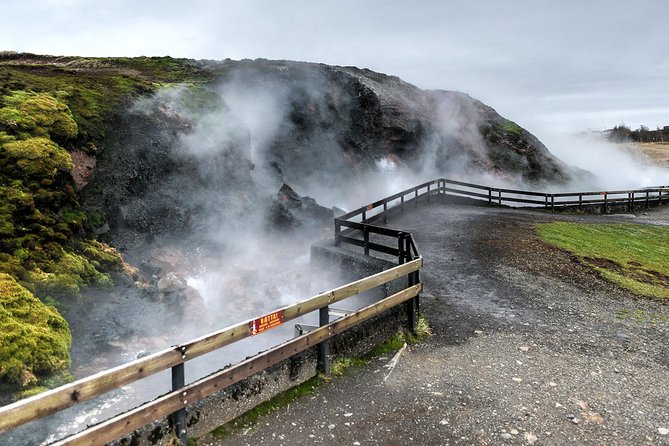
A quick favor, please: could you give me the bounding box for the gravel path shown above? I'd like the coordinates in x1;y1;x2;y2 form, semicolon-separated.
201;202;669;446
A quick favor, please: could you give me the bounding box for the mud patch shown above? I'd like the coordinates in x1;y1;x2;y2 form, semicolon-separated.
582;256;669;289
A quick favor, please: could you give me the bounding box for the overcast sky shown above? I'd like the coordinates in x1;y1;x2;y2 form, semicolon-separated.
2;0;667;139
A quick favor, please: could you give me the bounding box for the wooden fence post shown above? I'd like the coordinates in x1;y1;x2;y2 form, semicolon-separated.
171;360;187;445
334;220;341;247
400;235;417;335
318;306;330;375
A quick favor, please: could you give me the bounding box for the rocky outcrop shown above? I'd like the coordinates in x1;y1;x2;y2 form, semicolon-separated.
82;86;259;252
78;59;583;257
201;60;577;189
269;183;334;230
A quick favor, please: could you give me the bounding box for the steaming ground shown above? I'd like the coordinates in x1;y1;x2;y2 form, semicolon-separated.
209;200;669;446
10;73;669;444
542;133;669;190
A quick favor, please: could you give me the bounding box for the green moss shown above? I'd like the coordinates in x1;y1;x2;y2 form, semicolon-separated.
480;119;526;145
0;273;71;387
211;375;324;440
81;240;123;272
2;137;73;178
0;91;77;141
500;119;524;138
24;250;113;299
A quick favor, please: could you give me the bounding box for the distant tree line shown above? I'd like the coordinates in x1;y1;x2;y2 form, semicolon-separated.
606;124;669;143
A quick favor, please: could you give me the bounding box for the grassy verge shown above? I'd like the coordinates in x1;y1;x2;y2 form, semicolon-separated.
208;315;431;442
536;222;669;299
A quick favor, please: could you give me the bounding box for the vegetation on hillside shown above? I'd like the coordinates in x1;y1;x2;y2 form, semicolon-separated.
607;123;669;143
0;273;71;387
0;54;210;388
537;222;669;299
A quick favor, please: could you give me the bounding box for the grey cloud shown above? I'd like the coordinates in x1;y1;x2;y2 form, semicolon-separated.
1;0;667;134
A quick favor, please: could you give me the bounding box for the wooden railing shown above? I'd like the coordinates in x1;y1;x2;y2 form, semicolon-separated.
0;191;424;445
436;178;669;212
333;179;669;255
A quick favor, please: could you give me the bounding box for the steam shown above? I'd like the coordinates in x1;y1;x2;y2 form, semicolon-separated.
91;68;669;367
21;66;669;445
541;132;669;190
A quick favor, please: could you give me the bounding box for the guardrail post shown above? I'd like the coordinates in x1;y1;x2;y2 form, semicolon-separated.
578;194;582;211
427;183;431;202
397;234;417;334
405;237;419;335
318;306;330;375
498;189;502;205
334;220;341;247
383;202;388;224
171;356;187;445
646;191;650;208
629;192;634;212
603;193;608;214
488;188;492;204
363;226;370;256
551;195;555;212
398;232;405;265
362;211;366;222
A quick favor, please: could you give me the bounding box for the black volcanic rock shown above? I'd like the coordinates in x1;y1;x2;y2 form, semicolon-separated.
82;85;259;252
268;183;334;231
201;59;576;187
81;58;581;254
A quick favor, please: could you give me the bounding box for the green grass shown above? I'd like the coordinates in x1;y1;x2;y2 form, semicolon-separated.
500;119;524;139
615;309;668;325
536;222;669;299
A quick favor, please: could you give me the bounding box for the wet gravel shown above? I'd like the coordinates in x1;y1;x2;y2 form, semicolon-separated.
202;202;669;446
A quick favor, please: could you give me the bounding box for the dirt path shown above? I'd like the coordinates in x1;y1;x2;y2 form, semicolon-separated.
201;203;669;446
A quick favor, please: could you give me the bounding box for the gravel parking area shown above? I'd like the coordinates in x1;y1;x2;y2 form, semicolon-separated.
202;202;669;446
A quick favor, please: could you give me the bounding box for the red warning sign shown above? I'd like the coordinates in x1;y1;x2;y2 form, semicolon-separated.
249;310;285;335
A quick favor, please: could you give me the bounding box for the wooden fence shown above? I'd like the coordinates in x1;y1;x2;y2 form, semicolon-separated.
436;178;669;212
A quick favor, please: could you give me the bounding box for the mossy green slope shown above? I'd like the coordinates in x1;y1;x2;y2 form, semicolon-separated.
537;222;669;299
0;54;209;389
0;273;71;386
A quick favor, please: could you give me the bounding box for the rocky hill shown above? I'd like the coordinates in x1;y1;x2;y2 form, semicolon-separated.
0;53;579;395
